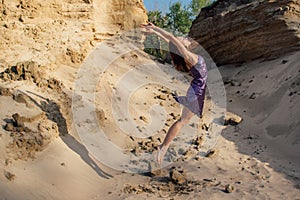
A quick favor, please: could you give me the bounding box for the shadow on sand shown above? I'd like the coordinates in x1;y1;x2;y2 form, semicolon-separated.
23;91;113;179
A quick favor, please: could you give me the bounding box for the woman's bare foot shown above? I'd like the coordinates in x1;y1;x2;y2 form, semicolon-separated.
156;145;168;165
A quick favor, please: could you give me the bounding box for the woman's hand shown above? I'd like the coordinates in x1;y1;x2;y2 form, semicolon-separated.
140;22;157;35
140;21;155;30
140;22;170;43
140;27;155;35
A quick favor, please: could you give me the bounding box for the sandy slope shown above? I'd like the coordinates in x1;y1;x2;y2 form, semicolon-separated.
0;37;299;199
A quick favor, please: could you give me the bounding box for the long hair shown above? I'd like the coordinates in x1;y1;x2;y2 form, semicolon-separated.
169;41;189;72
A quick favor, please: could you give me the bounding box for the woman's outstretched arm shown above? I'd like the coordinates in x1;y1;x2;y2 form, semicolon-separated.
145;29;170;43
141;22;198;66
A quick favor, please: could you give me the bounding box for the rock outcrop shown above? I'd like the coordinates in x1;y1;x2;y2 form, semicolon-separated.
189;0;300;65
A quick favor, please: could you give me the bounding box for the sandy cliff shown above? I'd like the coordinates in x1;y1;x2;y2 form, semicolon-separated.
0;0;147;66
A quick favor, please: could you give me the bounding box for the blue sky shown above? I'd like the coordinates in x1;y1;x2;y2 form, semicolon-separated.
144;0;191;13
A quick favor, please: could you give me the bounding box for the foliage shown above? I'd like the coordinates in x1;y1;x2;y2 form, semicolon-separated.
189;0;211;18
166;2;191;36
143;0;213;61
147;10;168;29
147;0;213;35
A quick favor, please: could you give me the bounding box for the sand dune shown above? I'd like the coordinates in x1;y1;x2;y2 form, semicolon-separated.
0;40;299;199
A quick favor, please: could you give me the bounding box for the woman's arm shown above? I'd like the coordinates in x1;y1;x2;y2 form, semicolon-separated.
141;22;198;66
143;28;170;43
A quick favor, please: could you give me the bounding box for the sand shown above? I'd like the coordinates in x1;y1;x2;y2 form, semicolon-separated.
0;36;299;199
0;1;299;197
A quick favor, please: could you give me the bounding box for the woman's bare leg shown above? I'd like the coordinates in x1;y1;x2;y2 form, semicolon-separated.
157;107;194;164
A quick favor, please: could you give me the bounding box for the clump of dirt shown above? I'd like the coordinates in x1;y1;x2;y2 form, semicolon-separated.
0;61;65;91
11;91;35;107
4;170;15;181
4;113;58;161
225;184;234;193
4;113;33;133
0;86;12;96
169;166;187;184
7;131;46;160
129;136;161;155
0;61;44;83
205;149;219;158
192;136;204;151
123;166;221;197
66;48;87;64
224;112;243;126
123;184;155;194
95;108;106;124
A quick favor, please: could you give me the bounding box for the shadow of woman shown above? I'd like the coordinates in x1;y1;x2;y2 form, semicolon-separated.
23;90;113;179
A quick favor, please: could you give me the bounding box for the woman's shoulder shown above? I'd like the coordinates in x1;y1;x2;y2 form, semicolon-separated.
191;54;205;68
197;55;206;66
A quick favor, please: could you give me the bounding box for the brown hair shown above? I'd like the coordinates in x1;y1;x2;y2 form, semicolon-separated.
169;41;189;72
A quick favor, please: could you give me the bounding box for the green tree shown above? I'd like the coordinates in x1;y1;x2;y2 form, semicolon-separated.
166;1;191;36
143;0;214;61
147;10;167;28
189;0;211;18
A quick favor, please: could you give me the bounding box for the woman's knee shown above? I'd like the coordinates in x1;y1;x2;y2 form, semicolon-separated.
178;117;191;126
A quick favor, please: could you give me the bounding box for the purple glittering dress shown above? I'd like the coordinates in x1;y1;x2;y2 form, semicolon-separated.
174;55;207;117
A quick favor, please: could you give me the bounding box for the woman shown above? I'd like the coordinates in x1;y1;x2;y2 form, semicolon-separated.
141;22;208;164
